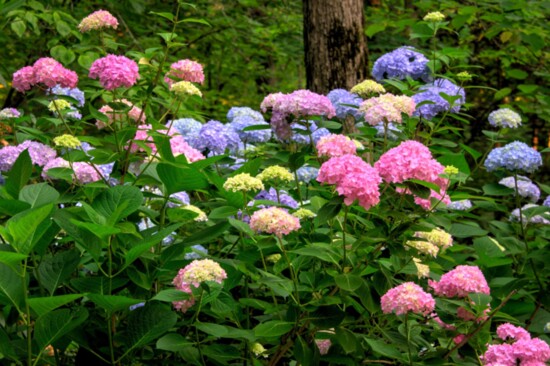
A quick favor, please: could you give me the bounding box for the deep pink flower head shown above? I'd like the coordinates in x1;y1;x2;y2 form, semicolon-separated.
164;59;205;86
481;343;517;366
429;265;490;298
78;10;118;32
316;134;357;158
170;135;205;162
381;282;435;316
42;158;101;183
481;335;550;366
249;207;301;237
497;323;531;342
12;58;78;93
89;55;139;90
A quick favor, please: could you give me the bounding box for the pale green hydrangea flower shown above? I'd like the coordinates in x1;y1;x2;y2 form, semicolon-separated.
53;134;81;149
223;173;264;192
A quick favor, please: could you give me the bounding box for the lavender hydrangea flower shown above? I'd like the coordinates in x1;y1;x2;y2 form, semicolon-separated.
188;120;241;155
184;244;208;260
372;47;430;81
254;188;298;209
544;196;550;207
510;204;550;225
413;79;466;120
326;89;363;120
0;146;22;171
167;191;191;207
138;217;176;245
499;176;540;202
228;115;271;143
227;106;264;123
0;141;57;171
0;108;21;119
297;166;319;184
447;199;473;211
488;108;522;128
277;121;329;145
484;141;542;173
129;302;146;311
50;85;86;107
372;122;401;140
169;118;202;139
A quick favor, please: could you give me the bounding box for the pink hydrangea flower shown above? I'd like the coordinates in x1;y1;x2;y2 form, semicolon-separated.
315;339;332;355
482;343;517;366
381;282;435;316
456;305;490;323
482;333;550;366
96;99;145;129
249;207;301;237
497;323;531;342
170;135;205;162
429;265;490;298
12;58;78;93
359;93;415;126
164;59;205;86
89;55;139;90
42;158;101;183
78;10;118;32
316;134;357;158
430;313;456;330
453;334;466;345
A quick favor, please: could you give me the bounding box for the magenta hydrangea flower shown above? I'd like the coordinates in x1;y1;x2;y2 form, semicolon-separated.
249;207;301;237
89;55;139;90
359;93;416;126
381;282;436;316
497;323;531;342
12;58;78;93
429;265;490;298
164;59;205;86
42;158;102;184
78;10;118;32
316;134;357;158
170;135;205;162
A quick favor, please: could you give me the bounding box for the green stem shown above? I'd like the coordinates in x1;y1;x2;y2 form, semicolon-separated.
405;313;413;366
342;205;349;270
277;237;300;305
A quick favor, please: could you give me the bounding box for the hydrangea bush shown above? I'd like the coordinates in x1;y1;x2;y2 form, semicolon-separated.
0;6;548;366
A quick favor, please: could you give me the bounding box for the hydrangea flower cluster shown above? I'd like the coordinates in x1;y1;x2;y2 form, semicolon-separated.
227;106;264;123
228;115;271;143
276;121;330;145
413;78;466;120
0;108;20;119
254;188;298;209
498;176;540;202
172;259;227;313
293;208;316;219
96;99;145;129
188;120;241;155
257;165;294;185
296;166;319;184
423;11;446;22
318;154;382;210
184;244;208;260
488;108;522;128
429;265;490;298
447;199;473;211
164;59;205;86
326;89;363;120
50;85;85;119
0;140;57;171
359;93;415;126
249;207;301;237
316;134;357;158
381;282;436;316
413;258;430;278
374;140;450;209
13;57;78;93
53;135;81;149
481;323;550;366
48;99;71;113
510;204;550;225
170;81;202;97
406;228;453;257
484;141;542;173
89;55;139;90
315;339;332;355
170;118;203;138
544;196;550;207
223;173;264;193
350;79;386;98
42;158;103;184
372;47;430;81
78;10;118;32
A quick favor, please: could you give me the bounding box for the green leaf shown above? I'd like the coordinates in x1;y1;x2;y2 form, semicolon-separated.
50;44;75;64
123;223;182;269
0;327;17;360
334;274;363;292
34;308;88;350
92;185;143;225
150;11;174;22
161;222;230;262
5;149;32;198
156;333;194;352
366;23;386;37
450;223;488;238
309;305;345;328
87;294;144;313
365;338;406;361
0;250;26;273
0;199;30;215
482;183;514;196
19;183;59;208
209;206;239;220
151;289;190;302
254;321;294;338
228;217;255;237
335;327;358;354
10;18;26;37
37;250;80;295
314;197;343;226
55;20;71;37
70;277;128;294
506;69;527;80
28;294;82;317
294;335;314;365
157;163;209;194
291;244;341;266
178;18;211;26
494;87;512;101
5;204;54;255
195;322;229;337
0;263;24;311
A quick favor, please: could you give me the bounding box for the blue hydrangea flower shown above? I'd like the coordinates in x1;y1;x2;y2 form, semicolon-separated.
278;121;329;145
188;120;242;155
372;47;430;81
254;188;298;209
184;244;208;260
447;199;473;211
138;217;176;245
544;196;550;207
296;166;319;184
484;141;543;173
327;89;363;120
167;191;190;207
129;302;146;311
413;79;466;120
510;204;550;225
227;106;264;123
228;115;271;143
498;176;540;202
50;85;85;107
488;108;522;129
372;122;401;140
169;118;202;139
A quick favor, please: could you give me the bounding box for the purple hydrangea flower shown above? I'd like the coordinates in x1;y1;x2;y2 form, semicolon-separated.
188;120;241;155
254;188;298;209
167;191;190;207
228;115;271;143
227;106;264;123
499;176;540;202
138;217;175;245
327;89;363;120
277;121;329;145
544;196;550;207
0;141;57;171
372;121;401;140
0;108;21;119
0;146;22;171
50;85;86;107
510;204;550;225
484;141;543;173
488;108;522;128
447;199;473;211
184;244;208;260
413;79;466;120
129;302;146;311
296;166;319;184
372;47;430;81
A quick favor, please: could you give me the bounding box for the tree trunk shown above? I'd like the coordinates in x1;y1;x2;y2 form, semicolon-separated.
303;0;368;94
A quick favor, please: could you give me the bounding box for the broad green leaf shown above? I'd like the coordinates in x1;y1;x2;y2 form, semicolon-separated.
254;321;294;338
151;289;190;302
19;183;59;208
157;163;209;194
156;333;194;352
335;327;358;354
365;338;406;361
0;199;30;216
0;250;26;273
314;197;343;226
28;294;82;317
37;249;81;295
494;87;511;100
209;206;239;220
123;223;182;269
294;335;314;365
70;277;128;294
5;149;32;198
161;222;230;262
92;185;143;225
292;244;341;266
0;327;17;360
5;204;54;255
309;305;345;328
34;308;88;350
450;223;488;238
483;183;514;196
334;274;363;292
70;219;120;239
0;263;24;311
195;322;229;337
228;217;255;237
87;294;144;313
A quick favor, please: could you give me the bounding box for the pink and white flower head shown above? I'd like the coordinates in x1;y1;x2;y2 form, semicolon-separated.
96;99;145;129
13;58;78;93
249;207;301;237
78;10;118;32
164;59;205;86
316;134;357;158
381;282;435;316
359;93;415;126
89;55;139;90
429;265;490;298
42;158;101;184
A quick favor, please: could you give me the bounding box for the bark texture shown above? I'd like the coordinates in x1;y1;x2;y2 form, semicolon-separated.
303;0;368;94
